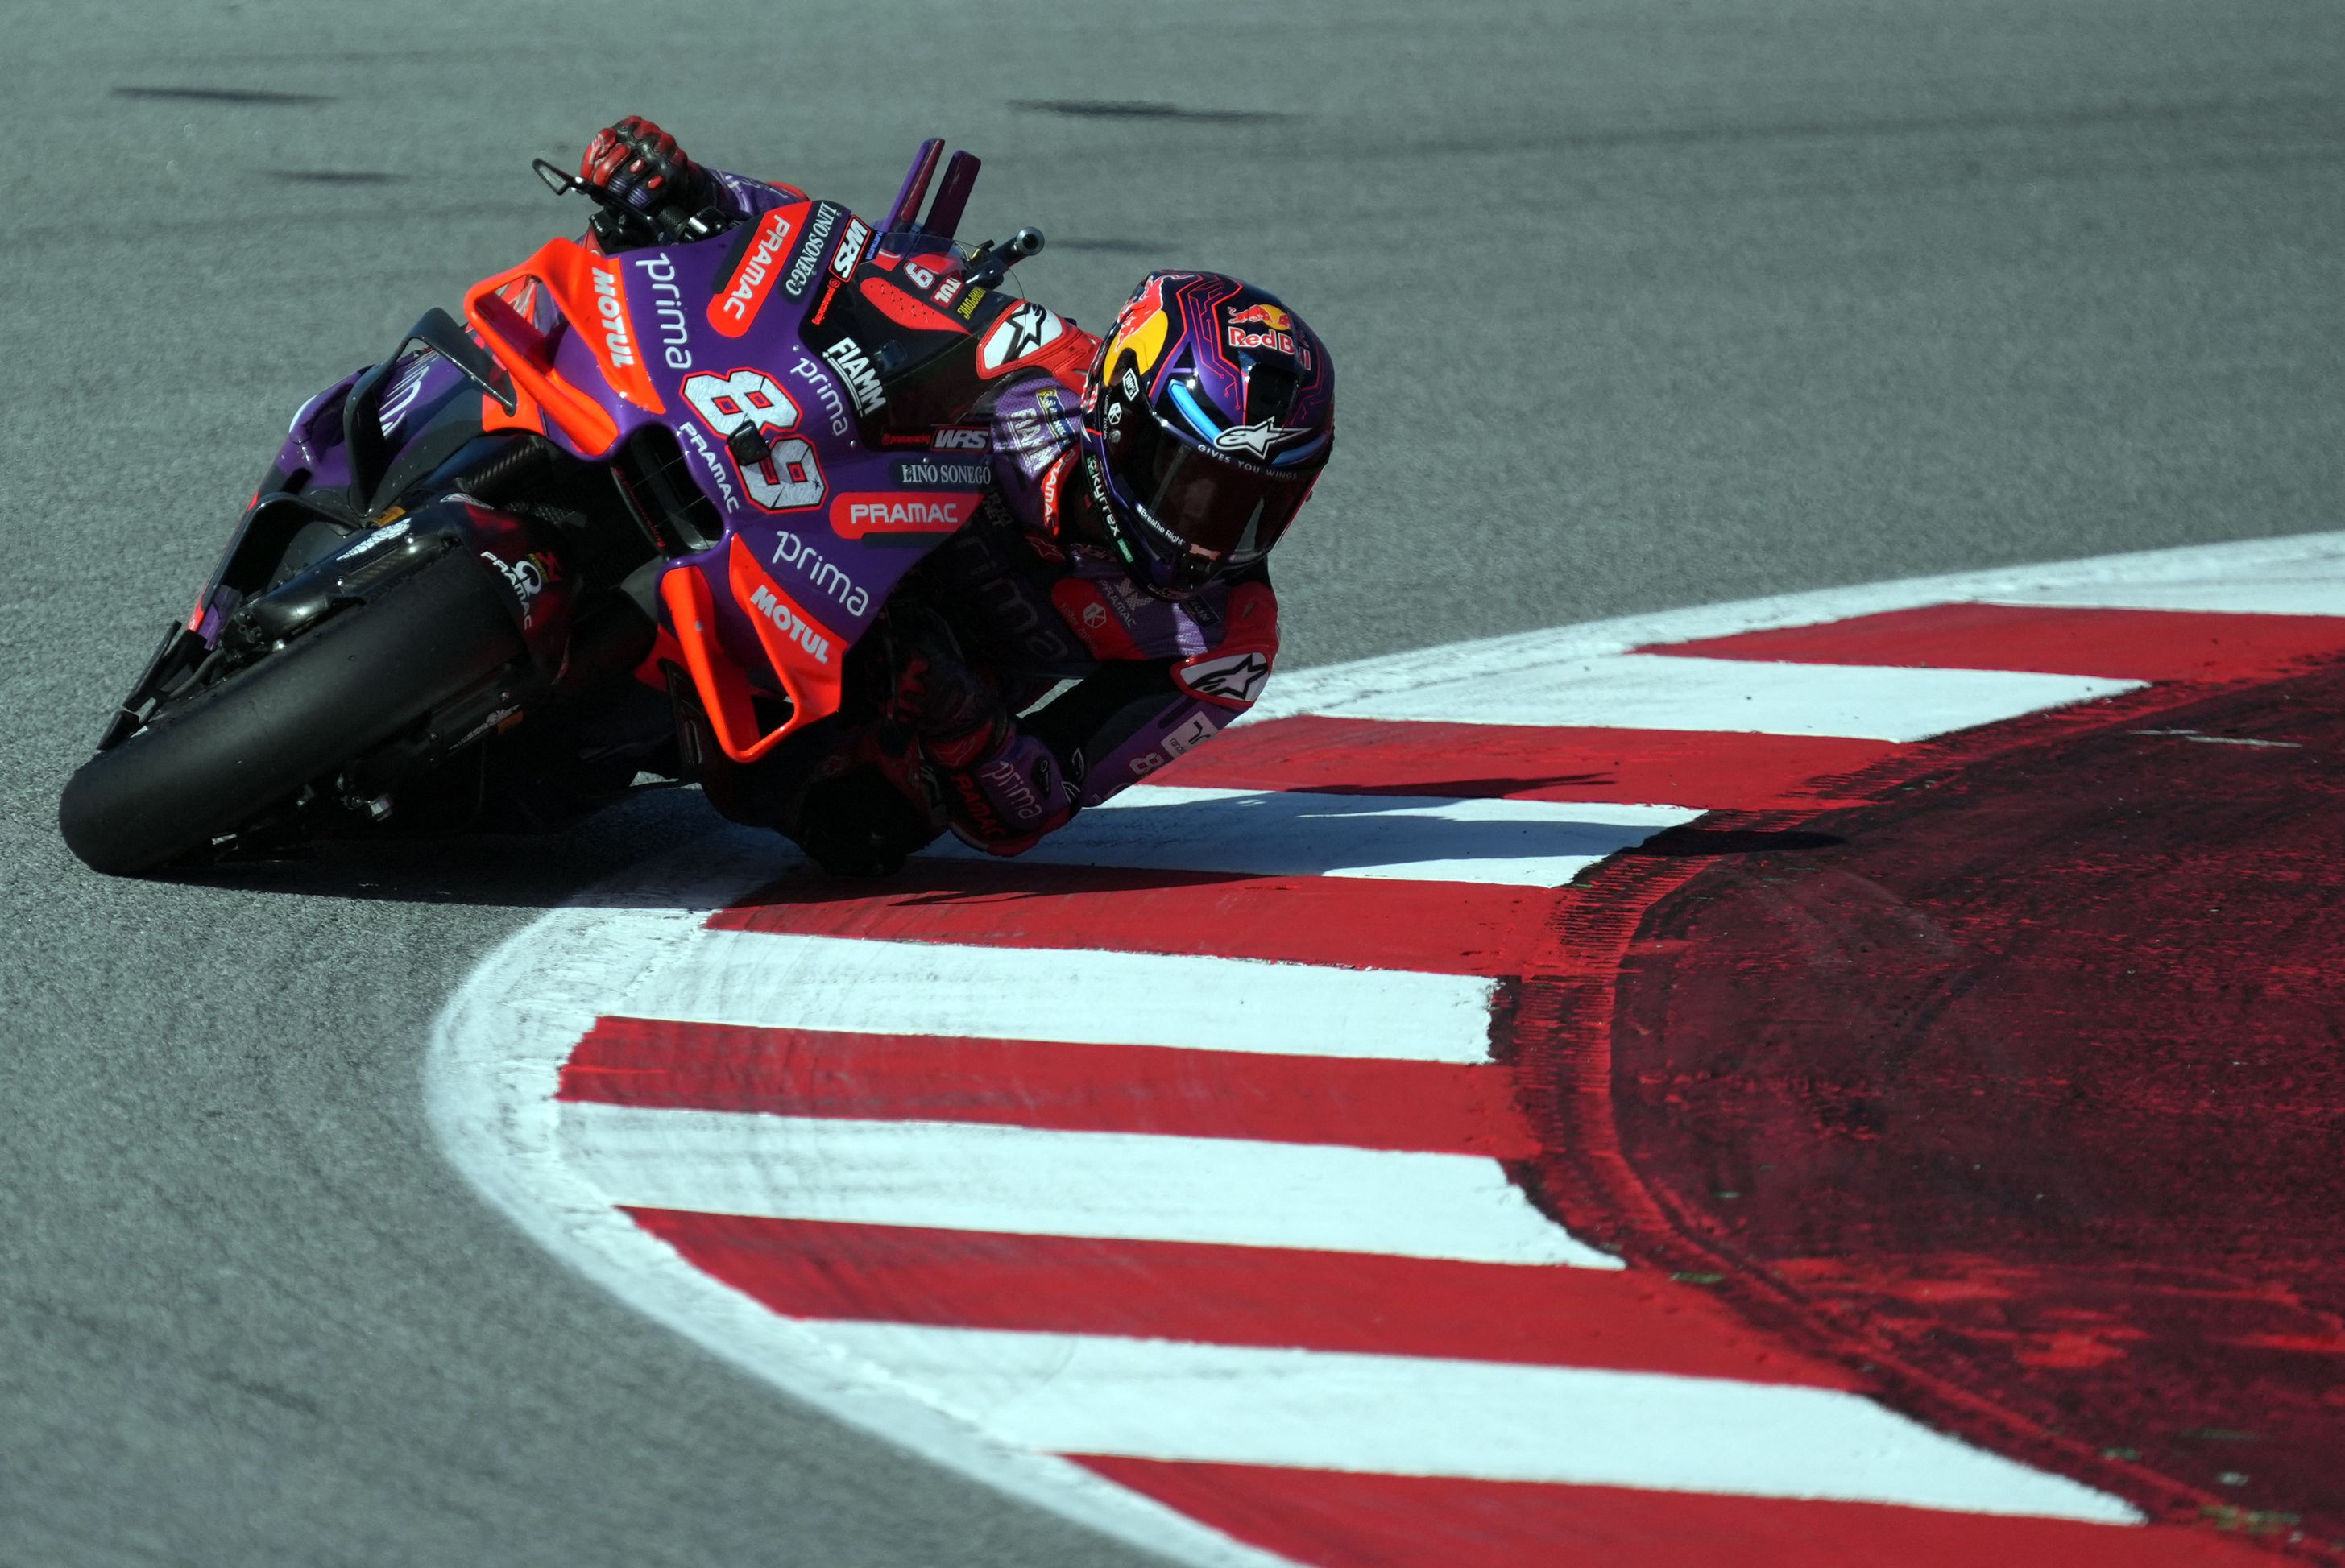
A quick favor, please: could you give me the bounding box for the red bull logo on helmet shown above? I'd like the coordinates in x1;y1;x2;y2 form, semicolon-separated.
1227;303;1292;332
1224;301;1296;356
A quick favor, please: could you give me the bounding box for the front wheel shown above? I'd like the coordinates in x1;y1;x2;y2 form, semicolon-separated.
59;549;527;875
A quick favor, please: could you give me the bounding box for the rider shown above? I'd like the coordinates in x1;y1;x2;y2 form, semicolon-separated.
582;118;1336;875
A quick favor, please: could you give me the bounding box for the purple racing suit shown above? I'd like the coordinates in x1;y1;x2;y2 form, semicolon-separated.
897;365;1282;854
682;168;1282;866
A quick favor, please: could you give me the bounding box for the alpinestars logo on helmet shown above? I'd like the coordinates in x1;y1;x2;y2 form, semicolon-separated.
1213;418;1311;461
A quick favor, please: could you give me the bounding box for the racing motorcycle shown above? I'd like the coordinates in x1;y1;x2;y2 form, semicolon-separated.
59;139;1050;875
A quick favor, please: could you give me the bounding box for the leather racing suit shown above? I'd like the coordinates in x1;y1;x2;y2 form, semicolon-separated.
659;167;1282;871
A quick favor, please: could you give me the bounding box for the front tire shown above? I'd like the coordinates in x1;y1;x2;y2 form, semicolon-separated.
59;549;526;875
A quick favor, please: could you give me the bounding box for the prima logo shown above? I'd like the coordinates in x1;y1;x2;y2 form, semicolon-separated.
633;254;692;370
770;528;870;618
822;337;885;416
977;754;1044;825
590;265;636;369
747;582;832;666
788;349;852;436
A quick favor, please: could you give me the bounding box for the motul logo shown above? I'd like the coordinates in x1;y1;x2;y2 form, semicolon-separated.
748;583;832;665
591;266;636;368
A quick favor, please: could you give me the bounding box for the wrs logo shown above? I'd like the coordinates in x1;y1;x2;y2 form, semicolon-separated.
829;217;872;282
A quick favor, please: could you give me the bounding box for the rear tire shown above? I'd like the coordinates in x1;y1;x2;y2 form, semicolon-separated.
59;549;526;875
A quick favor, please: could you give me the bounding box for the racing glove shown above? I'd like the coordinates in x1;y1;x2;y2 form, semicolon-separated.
873;606;1074;854
937;730;1075;856
580;116;715;228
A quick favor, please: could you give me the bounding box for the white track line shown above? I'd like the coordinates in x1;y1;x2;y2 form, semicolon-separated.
562;1104;1615;1267
1248;530;2345;726
435;533;2345;1567
1311;652;2133;740
929;786;1700;887
614;928;1499;1062
1984;580;2345;617
800;1322;2136;1522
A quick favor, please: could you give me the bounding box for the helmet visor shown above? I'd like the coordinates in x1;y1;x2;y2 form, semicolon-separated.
1115;402;1317;565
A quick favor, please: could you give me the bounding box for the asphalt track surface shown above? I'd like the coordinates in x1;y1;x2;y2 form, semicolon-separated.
2;3;2340;1565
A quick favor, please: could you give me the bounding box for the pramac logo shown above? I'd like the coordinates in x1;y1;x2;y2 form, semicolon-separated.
708;206;800;338
827;491;984;540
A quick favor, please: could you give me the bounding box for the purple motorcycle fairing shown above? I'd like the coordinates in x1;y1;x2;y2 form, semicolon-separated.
490;202;1009;730
208;150;1025;763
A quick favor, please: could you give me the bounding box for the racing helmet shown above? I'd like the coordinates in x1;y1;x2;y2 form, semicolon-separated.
1081;272;1333;598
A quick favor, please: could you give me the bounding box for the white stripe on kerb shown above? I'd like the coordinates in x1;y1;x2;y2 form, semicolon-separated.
930;785;1699;887
1304;652;2135;741
561;1104;1617;1268
614;929;1498;1063
795;1322;2139;1523
1985;579;2345;619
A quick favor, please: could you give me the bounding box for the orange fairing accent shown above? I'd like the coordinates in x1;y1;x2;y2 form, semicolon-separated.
481;383;547;437
727;536;847;734
656;543;848;765
462;238;665;458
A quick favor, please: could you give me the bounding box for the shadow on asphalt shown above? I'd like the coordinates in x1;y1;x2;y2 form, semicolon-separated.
143;791;1851;910
152;786;729;909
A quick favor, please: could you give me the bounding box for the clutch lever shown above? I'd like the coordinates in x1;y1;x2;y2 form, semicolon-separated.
531;158;719;244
